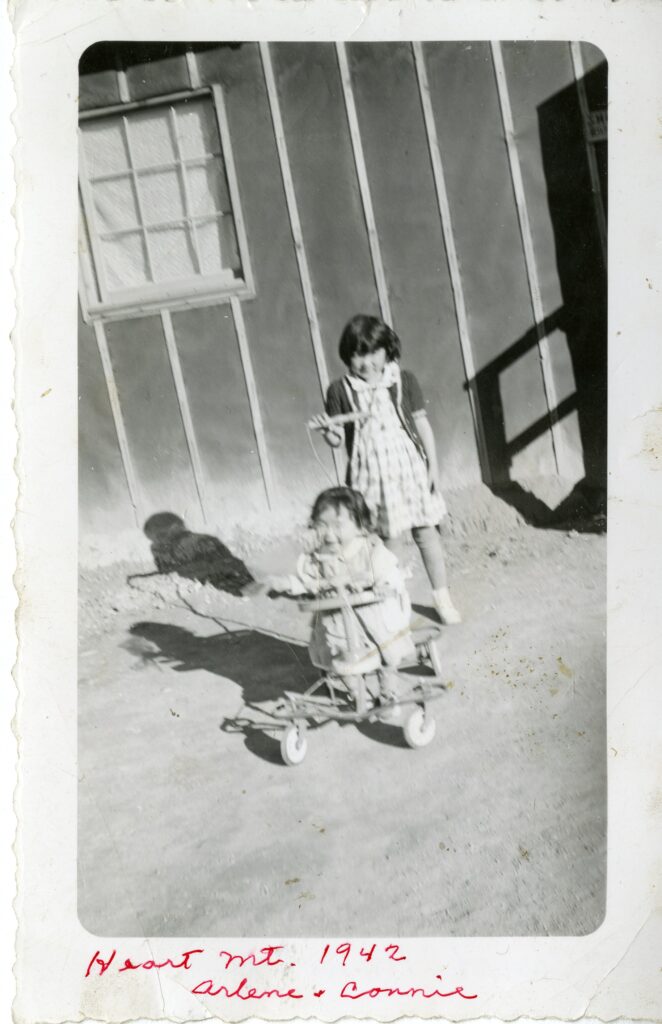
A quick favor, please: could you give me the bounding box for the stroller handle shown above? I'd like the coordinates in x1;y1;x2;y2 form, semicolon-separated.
296;587;394;612
307;411;370;430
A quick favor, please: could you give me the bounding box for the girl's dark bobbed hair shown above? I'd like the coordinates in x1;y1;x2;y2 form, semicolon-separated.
338;314;401;367
310;486;373;531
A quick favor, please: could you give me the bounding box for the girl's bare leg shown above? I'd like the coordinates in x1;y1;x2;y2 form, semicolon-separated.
412;526;461;624
383;527;449;587
383;528;460;623
410;525;448;589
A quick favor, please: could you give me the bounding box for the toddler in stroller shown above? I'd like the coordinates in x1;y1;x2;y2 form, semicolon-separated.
262;486;445;763
267;486;416;701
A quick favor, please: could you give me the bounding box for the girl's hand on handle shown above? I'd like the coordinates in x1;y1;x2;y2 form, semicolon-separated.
309;413;344;448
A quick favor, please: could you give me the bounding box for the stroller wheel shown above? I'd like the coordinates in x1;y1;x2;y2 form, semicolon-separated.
280;724;308;766
403;707;436;749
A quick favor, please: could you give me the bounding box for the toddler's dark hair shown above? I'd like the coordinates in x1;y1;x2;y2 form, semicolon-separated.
310;486;373;531
338;314;401;367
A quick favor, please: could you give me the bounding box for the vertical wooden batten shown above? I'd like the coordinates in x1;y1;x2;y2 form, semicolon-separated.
335;42;392;326
258;43;331;399
93;321;143;526
185;49;202;90
412;41;491;484
491;41;566;477
229;295;276;509
116;66;131;104
569;42;608;265
259;41;342;484
160;310;209;523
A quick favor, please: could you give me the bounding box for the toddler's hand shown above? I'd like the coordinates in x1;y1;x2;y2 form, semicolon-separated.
346;573;372;593
373;583;395;600
264;574;291;594
427;461;440;493
242;580;268;597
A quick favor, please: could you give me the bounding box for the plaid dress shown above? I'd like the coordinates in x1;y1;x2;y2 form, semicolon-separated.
344;363;447;539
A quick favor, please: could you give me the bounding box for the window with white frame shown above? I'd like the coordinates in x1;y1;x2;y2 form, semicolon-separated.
79;86;254;321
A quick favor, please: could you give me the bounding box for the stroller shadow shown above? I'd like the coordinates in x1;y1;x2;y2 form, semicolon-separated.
411;603;441;626
126;620;318;764
355;719;409;749
126;607;443;763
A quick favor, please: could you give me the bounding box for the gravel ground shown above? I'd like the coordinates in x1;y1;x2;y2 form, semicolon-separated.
78;510;606;937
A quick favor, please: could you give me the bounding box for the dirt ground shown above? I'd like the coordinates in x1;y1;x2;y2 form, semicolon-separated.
78;505;606;937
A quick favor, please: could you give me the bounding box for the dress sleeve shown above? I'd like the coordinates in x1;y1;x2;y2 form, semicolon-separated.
293;553;324;595
402;369;425;415
272;554;321;596
325;379;345;417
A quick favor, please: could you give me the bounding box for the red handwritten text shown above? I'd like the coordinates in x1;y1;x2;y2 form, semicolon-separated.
85;949;203;978
120;949;204;972
340;975;478;1000
320;941;406;965
83;945;477;1004
191;977;303;1000
218;945;288;969
85;950;116;978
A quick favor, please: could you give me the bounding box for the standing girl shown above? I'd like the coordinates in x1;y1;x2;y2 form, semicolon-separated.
311;314;461;625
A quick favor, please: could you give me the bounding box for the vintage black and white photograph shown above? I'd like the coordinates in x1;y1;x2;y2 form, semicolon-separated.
77;39;608;938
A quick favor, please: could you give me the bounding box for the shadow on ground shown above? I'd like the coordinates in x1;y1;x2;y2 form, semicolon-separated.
492;480;607;534
127;620;317;700
126;620;319;763
130;511;256;597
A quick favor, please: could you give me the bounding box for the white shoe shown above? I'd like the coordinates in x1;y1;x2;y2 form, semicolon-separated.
432;587;462;625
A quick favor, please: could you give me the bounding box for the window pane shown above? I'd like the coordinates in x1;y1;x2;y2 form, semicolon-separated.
148;225;197;280
92;175;140;232
185;161;230;217
81;119;129;176
196;216;240;275
79;87;252;313
176;99;220;158
101;232;150;289
137;169;185;225
127;108;175;169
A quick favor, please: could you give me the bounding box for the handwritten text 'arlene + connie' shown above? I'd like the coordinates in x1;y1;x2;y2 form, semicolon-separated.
84;942;478;1002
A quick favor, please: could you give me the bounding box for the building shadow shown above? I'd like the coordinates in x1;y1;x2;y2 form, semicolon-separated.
466;58;607;533
537;59;607;497
79;41;242;76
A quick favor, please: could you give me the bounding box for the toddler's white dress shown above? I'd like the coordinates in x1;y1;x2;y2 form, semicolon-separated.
282;533;415;672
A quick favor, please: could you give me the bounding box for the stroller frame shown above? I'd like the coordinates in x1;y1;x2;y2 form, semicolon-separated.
270;585;448;765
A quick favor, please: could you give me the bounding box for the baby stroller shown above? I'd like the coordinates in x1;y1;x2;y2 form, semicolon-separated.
271;583;448;766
